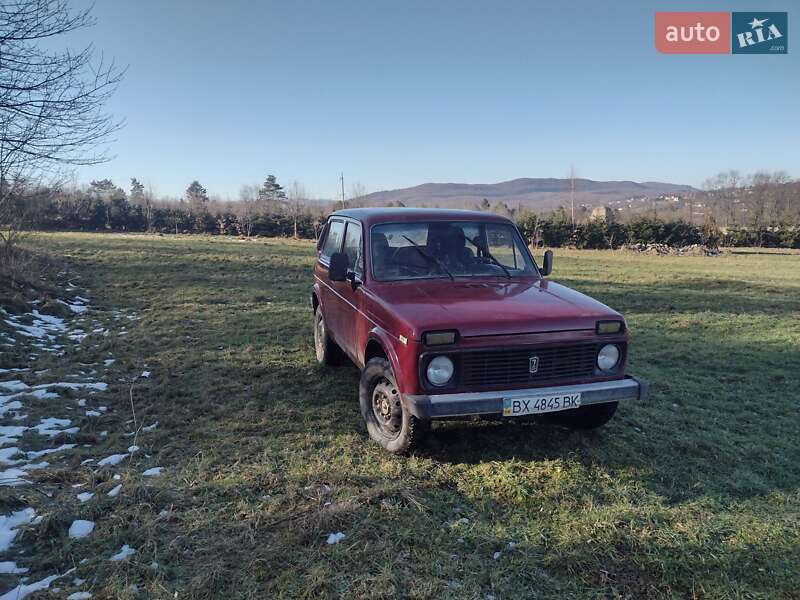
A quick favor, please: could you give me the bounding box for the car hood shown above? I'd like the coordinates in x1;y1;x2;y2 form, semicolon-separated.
368;278;621;340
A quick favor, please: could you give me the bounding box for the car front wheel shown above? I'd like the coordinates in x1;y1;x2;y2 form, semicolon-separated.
313;306;342;366
359;358;428;454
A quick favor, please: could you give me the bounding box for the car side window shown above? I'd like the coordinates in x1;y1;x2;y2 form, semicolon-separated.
320;219;345;260
342;222;363;275
486;224;520;269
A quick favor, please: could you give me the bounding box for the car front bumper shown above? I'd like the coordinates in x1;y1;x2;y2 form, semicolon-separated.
403;375;648;420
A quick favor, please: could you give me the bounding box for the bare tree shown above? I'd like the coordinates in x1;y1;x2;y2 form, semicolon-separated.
348;181;368;207
0;0;123;265
237;184;259;237
703;170;797;241
288;180;306;239
702;170;744;227
144;183;156;232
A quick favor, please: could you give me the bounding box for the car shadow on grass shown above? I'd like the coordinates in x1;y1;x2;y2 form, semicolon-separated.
414;277;799;506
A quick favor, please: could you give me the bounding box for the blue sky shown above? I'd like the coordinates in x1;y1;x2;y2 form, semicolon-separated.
70;0;798;199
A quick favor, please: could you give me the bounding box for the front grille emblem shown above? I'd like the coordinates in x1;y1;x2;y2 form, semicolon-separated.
529;356;539;374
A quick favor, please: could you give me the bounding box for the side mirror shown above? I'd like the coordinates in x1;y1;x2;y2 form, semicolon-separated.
541;250;553;277
346;269;361;287
329;252;348;282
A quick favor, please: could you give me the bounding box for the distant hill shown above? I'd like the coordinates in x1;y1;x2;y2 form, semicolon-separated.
357;178;697;211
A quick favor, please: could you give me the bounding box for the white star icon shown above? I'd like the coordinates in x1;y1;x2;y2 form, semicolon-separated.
749;17;768;29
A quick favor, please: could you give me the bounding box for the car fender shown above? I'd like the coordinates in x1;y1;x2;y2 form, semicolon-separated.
366;327;406;393
311;280;323;313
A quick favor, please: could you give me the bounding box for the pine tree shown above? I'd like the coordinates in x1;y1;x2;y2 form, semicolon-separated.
89;179;126;229
129;178;144;203
258;175;287;212
185;180;208;213
130;178;152;232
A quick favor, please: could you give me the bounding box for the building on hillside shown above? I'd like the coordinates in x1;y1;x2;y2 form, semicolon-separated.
590;205;615;223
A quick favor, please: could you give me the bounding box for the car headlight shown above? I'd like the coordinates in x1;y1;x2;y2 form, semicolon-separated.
597;344;620;371
426;356;454;386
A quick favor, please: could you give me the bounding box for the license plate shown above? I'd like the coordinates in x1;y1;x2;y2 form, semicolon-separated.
502;392;582;417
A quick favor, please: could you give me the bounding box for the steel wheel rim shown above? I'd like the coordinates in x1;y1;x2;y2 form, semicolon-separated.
371;377;402;439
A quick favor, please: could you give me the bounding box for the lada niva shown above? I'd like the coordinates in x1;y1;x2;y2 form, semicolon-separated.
311;208;647;453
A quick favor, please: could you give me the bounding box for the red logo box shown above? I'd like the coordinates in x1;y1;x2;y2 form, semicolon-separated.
655;12;731;54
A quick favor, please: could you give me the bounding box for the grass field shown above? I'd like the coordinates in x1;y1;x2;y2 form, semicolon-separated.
2;233;800;599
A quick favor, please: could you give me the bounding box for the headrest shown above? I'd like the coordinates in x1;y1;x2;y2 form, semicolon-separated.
372;231;390;251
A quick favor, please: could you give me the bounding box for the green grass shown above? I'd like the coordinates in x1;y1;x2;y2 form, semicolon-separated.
3;233;800;599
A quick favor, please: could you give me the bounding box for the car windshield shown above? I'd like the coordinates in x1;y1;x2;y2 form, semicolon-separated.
371;221;537;281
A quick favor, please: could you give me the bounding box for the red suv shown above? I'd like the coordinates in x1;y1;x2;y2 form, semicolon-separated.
312;208;647;453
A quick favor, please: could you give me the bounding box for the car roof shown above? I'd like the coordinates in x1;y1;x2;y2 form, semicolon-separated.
329;207;514;227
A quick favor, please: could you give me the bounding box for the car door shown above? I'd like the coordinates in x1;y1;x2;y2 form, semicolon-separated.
315;218;347;346
331;220;365;359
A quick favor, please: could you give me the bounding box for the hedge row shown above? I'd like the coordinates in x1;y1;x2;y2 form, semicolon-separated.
515;215;800;249
30;201;322;239
21;196;800;249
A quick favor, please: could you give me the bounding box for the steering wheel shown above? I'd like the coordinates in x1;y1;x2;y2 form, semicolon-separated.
387;247;427;274
398;263;429;276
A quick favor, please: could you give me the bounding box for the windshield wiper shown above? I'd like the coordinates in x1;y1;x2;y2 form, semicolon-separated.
465;236;512;279
401;235;454;280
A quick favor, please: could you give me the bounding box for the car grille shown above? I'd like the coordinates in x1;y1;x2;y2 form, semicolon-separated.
459;343;598;387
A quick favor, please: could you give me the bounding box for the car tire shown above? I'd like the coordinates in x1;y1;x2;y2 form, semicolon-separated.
313;306;342;366
359;358;428;454
545;401;618;429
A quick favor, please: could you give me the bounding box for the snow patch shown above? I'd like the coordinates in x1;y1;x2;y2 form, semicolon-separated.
0;425;28;447
0;399;23;416
109;544;136;561
29;389;60;400
68;520;95;539
107;484;122;497
97;453;127;467
326;532;346;545
0;573;61;600
0;447;22;466
32;417;73;437
0;561;28;574
142;467;163;477
62;302;88;315
0;467;30;486
33;381;107;392
0;508;36;552
26;444;76;459
0;381;29;393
